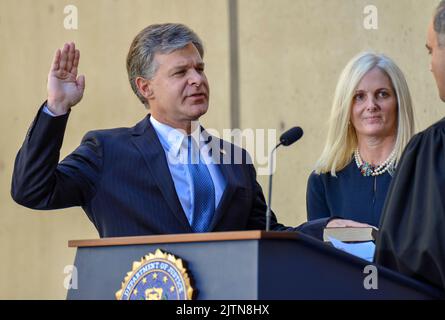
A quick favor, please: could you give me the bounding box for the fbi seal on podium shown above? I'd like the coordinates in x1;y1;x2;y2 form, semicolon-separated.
115;249;194;300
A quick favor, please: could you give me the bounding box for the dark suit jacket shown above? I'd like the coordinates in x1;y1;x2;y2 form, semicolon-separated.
11;104;328;238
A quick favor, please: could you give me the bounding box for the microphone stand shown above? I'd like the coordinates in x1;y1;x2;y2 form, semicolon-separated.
266;142;282;231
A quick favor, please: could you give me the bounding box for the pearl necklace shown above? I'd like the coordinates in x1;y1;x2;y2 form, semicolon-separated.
354;148;396;177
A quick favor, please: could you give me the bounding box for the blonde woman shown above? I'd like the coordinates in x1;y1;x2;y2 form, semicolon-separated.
306;52;415;227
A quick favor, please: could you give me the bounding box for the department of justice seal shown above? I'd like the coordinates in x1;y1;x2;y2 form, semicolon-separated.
115;249;194;300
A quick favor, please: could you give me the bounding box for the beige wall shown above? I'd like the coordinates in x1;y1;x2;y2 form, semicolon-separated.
0;0;443;299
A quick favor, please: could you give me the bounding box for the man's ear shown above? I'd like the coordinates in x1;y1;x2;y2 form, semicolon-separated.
135;77;155;101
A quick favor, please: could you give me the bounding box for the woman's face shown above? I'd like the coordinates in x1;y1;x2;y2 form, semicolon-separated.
351;67;398;141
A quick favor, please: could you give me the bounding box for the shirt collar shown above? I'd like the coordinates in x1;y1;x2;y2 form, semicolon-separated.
150;115;201;158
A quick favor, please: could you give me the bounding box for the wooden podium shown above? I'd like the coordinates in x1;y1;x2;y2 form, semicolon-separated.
67;231;443;300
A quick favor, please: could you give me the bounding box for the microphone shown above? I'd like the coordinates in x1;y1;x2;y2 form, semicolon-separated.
266;126;304;231
279;126;304;146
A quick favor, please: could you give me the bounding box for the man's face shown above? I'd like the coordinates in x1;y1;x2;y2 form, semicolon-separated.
147;43;209;129
427;19;445;102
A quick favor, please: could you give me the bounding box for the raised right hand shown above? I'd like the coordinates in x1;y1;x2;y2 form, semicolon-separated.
47;42;85;115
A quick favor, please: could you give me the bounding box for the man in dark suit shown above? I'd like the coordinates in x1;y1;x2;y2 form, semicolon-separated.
374;1;445;291
11;23;352;238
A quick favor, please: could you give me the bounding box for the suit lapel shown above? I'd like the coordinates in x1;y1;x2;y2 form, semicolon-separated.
209;163;236;230
130;115;191;230
205;134;238;230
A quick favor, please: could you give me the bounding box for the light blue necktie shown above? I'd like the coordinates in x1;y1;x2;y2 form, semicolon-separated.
187;136;215;232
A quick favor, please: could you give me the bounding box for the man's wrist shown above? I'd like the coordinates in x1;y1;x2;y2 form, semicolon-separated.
46;101;70;116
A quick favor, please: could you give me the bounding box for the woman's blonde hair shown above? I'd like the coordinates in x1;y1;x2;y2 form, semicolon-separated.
315;52;415;176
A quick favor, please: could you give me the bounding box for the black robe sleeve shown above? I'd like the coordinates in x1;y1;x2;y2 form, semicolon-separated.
374;118;445;291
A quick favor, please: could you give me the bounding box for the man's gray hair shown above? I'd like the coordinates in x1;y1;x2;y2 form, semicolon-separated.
434;0;445;47
126;23;204;108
